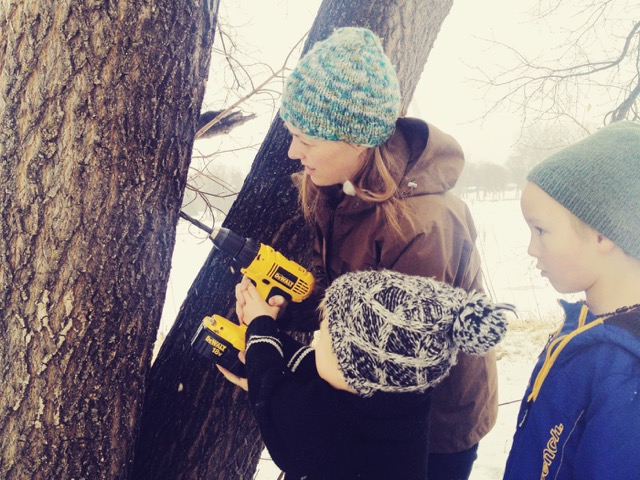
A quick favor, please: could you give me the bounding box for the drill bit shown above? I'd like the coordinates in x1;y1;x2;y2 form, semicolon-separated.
179;211;213;236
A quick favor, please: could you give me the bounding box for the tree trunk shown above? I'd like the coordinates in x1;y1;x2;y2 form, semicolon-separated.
132;0;454;478
0;1;217;478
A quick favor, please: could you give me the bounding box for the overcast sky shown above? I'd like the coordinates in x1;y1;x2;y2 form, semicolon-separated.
198;0;611;172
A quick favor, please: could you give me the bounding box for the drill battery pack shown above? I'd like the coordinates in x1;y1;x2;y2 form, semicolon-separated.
191;315;247;377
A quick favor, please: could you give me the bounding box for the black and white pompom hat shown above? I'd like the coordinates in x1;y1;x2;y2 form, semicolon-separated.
320;269;513;397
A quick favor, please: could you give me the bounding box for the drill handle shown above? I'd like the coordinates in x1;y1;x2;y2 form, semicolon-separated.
248;280;293;303
240;243;314;303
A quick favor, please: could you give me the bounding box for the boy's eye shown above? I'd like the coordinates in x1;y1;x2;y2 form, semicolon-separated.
535;227;545;235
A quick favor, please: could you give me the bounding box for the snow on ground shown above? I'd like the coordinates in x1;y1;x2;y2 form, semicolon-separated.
468;317;555;480
160;196;574;479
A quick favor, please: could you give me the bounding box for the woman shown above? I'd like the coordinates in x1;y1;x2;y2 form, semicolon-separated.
241;27;496;480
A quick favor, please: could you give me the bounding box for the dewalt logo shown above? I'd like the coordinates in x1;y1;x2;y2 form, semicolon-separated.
274;272;295;288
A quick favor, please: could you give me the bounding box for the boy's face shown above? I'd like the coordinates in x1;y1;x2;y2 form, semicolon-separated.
521;182;601;294
315;320;356;394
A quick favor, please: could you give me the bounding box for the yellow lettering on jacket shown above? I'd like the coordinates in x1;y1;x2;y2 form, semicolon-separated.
540;424;564;480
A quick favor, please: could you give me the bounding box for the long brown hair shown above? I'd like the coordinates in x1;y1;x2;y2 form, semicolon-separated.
298;143;413;237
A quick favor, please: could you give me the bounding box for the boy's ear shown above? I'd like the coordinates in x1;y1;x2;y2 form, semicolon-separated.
596;233;617;254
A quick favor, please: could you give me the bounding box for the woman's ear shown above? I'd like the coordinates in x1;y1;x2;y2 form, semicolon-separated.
353;144;369;154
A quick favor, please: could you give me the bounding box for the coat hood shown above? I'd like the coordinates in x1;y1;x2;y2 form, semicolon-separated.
389;117;465;197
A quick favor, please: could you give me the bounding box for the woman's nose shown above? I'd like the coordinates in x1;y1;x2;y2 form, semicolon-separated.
287;138;302;161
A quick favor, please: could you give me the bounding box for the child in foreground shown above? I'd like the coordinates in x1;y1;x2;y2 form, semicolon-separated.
220;269;510;480
504;121;640;479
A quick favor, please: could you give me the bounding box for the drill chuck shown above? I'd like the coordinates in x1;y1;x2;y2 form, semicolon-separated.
210;227;260;269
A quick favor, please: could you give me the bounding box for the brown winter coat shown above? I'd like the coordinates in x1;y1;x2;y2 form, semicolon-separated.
290;117;498;453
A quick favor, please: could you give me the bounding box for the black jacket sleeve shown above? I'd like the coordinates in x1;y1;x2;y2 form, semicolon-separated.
244;316;335;476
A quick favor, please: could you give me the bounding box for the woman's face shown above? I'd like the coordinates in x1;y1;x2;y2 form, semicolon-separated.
285;122;367;187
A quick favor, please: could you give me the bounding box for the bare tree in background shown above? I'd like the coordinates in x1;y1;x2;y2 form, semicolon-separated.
131;0;456;478
0;0;217;478
505;121;584;186
182;22;308;225
479;0;640;130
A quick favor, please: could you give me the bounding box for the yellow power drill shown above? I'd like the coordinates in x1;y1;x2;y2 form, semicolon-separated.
188;221;314;377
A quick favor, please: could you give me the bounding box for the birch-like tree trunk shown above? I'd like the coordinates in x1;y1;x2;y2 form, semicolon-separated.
0;1;218;478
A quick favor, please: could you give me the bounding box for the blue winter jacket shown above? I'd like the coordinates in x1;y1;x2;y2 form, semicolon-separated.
503;301;640;480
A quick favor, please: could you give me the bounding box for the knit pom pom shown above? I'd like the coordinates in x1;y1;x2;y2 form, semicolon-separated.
452;292;512;355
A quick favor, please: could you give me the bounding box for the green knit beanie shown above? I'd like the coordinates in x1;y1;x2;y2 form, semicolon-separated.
528;121;640;259
279;27;401;147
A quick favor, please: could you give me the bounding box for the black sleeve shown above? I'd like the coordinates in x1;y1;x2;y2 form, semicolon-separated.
245;316;317;379
244;316;334;476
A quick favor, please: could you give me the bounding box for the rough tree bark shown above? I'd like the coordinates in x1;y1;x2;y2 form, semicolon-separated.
0;1;218;478
132;0;454;478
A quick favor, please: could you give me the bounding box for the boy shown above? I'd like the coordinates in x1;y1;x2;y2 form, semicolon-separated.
219;269;510;480
504;121;640;479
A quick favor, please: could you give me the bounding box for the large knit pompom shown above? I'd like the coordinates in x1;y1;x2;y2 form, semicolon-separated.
452;292;512;355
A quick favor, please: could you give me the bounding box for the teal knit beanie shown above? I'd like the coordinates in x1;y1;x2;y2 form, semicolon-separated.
279;27;401;147
528;121;640;259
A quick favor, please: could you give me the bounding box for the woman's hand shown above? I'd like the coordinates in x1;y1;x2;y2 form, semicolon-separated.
217;351;248;391
235;277;281;325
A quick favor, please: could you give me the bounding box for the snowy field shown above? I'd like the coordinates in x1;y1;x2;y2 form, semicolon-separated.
159;196;575;479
